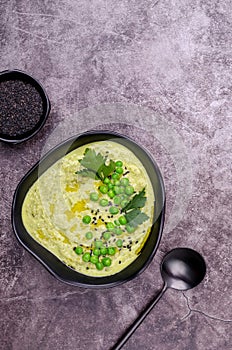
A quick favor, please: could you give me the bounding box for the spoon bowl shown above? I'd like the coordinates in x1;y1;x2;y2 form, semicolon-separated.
161;247;206;290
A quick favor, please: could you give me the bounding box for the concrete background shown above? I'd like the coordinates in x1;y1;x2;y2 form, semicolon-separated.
0;1;231;349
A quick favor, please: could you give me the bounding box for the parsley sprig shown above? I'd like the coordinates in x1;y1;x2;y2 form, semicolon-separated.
125;208;149;227
76;148;115;181
122;188;146;212
122;188;149;227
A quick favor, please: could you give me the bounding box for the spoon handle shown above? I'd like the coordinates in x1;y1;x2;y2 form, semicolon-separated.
112;284;167;350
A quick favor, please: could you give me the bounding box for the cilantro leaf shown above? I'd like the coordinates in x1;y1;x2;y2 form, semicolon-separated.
98;160;116;179
77;148;116;181
75;169;97;179
122;188;147;212
125;208;149;227
79;148;105;173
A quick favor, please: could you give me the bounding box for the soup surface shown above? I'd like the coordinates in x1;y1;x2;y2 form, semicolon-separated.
22;141;155;276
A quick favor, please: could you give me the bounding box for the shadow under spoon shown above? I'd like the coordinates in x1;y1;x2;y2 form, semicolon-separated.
112;247;207;350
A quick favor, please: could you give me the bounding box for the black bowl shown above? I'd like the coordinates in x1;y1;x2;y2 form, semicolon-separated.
0;69;50;144
12;131;165;288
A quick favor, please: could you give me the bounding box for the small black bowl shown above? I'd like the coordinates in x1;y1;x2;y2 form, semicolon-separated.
0;69;50;144
12;131;165;288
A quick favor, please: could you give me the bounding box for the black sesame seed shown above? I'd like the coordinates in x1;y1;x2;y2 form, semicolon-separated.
119;261;121;264
0;79;43;137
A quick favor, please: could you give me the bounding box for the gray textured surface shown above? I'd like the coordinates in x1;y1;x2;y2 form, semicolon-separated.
0;1;232;350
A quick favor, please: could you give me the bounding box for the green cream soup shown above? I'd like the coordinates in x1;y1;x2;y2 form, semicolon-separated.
22;141;155;277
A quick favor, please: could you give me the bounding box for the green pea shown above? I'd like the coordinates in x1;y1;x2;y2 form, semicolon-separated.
100;199;109;207
113;186;120;195
115;161;123;167
109;206;119;215
108;189;115;198
93;248;101;256
112;173;120;180
99;185;108;194
114;180;121;186
100;247;108;255
120;178;129;186
96;262;104;270
116;167;123;174
90;192;99;201
113;227;123;235
90;255;99;264
74;246;83;255
107;182;114;190
94;240;103;248
85;232;93;240
125;185;134;195
121;199;129;208
108;247;116;255
126;224;135;233
114;219;121;226
103;231;111;240
103;177;110;184
113;195;121;205
120;194;126;201
102;257;112;267
119;216;127;225
82;252;91;262
106;222;115;231
82;215;91;224
116;239;123;248
118;186;125;194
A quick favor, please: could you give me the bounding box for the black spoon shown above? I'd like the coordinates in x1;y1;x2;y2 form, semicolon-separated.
112;247;206;350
